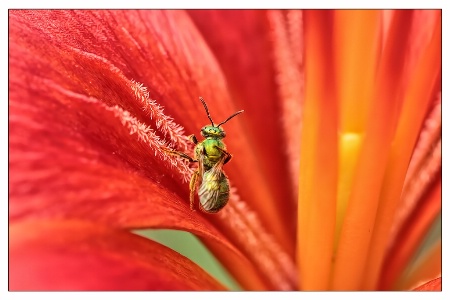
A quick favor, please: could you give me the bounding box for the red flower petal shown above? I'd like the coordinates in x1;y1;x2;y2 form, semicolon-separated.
396;240;441;290
9;220;225;290
379;179;441;290
9;10;286;290
412;277;441;291
188;10;297;255
8;79;268;288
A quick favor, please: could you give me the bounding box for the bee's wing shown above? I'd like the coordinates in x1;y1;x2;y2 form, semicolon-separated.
198;155;227;211
207;154;226;178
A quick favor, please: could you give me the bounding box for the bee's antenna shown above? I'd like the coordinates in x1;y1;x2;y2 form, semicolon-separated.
199;97;215;126
217;110;244;127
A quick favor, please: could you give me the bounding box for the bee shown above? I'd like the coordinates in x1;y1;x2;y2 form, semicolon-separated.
164;97;243;213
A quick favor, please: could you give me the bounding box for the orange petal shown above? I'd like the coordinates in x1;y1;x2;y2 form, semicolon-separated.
9;219;225;290
331;10;415;290
362;10;441;289
332;8;380;258
297;10;338;290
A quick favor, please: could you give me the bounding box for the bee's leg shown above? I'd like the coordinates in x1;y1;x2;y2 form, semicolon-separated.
214;146;233;164
188;134;199;145
189;169;200;210
162;147;197;163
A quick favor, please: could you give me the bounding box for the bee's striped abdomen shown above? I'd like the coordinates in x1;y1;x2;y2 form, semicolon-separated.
198;168;230;213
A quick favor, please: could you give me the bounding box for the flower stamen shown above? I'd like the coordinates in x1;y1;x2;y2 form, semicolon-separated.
43;79;193;182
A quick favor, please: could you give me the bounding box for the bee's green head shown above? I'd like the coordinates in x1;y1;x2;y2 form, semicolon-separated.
198;96;244;139
201;125;226;139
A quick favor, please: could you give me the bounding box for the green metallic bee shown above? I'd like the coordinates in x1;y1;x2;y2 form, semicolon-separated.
165;97;244;213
